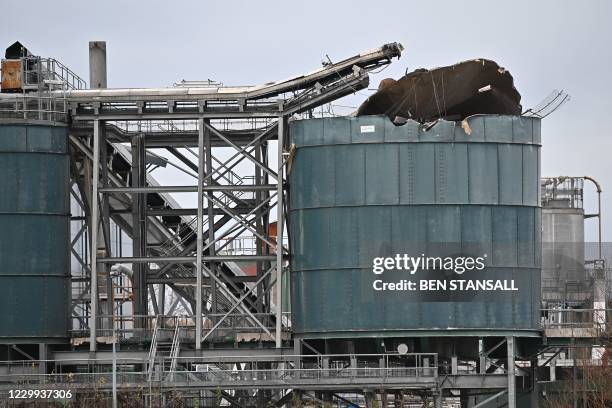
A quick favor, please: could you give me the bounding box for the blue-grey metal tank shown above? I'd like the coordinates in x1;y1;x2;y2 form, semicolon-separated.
289;115;541;338
0;123;70;342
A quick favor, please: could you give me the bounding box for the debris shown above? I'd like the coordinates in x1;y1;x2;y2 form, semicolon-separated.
357;59;522;123
461;119;472;135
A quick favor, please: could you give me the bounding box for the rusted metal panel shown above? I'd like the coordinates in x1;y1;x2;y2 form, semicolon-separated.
1;59;22;92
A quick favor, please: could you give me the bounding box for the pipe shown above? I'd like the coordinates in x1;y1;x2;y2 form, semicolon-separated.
110;264;133;281
53;42;402;100
582;176;602;260
109;264;135;335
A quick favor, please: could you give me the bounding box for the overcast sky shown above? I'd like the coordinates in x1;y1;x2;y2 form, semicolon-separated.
2;0;611;241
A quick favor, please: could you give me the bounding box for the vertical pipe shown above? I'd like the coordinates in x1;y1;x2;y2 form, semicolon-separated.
89;41;107;89
597;189;602;259
111;274;117;408
507;336;516;408
89;120;100;352
196;118;204;349
275;116;284;348
582;176;602;259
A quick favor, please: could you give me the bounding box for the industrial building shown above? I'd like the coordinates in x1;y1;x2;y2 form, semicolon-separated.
0;40;609;407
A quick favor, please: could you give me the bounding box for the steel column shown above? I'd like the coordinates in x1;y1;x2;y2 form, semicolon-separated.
507;336;516;408
204;119;217;317
255;140;264;313
100;126;112;324
131;134;147;316
89;120;101;352
275;116;285;348
196;118;204;349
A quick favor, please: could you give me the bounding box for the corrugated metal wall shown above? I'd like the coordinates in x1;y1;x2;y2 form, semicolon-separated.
289;115;541;337
0;123;70;342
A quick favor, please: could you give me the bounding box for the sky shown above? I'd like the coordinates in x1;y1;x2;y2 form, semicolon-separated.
2;0;612;241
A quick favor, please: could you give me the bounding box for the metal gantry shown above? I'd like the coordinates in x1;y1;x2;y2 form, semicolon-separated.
61;42;403;353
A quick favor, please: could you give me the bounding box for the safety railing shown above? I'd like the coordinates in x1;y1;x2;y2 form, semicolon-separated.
541;177;584;209
0;94;69;122
541;308;611;337
165;365;438;384
22;56;86;91
217;234;289;256
69;313;291;341
0;367;438;390
0;353;438;389
108;118;275;134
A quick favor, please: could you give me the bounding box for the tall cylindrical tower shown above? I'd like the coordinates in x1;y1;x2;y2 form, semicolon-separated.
289;115;541;339
0;122;70;342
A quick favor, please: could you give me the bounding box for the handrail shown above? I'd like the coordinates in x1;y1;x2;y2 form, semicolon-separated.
168;325;181;381
22;56;86;90
147;317;159;381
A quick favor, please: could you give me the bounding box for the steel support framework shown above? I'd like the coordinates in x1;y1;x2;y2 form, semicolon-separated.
68;42;403;352
80;117;289;351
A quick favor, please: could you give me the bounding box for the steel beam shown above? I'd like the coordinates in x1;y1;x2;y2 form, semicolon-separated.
98;255;277;263
146;276;259;284
471;390;508;408
98;185;276;193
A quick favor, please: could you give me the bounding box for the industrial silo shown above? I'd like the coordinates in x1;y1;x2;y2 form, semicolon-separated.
0;123;70;342
541;177;587;305
289;114;541;338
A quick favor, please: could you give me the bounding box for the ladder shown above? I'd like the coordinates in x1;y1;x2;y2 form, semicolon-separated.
147;317;160;381
168;324;181;381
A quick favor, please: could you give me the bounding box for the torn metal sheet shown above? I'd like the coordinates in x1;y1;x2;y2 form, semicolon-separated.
357;59;522;122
